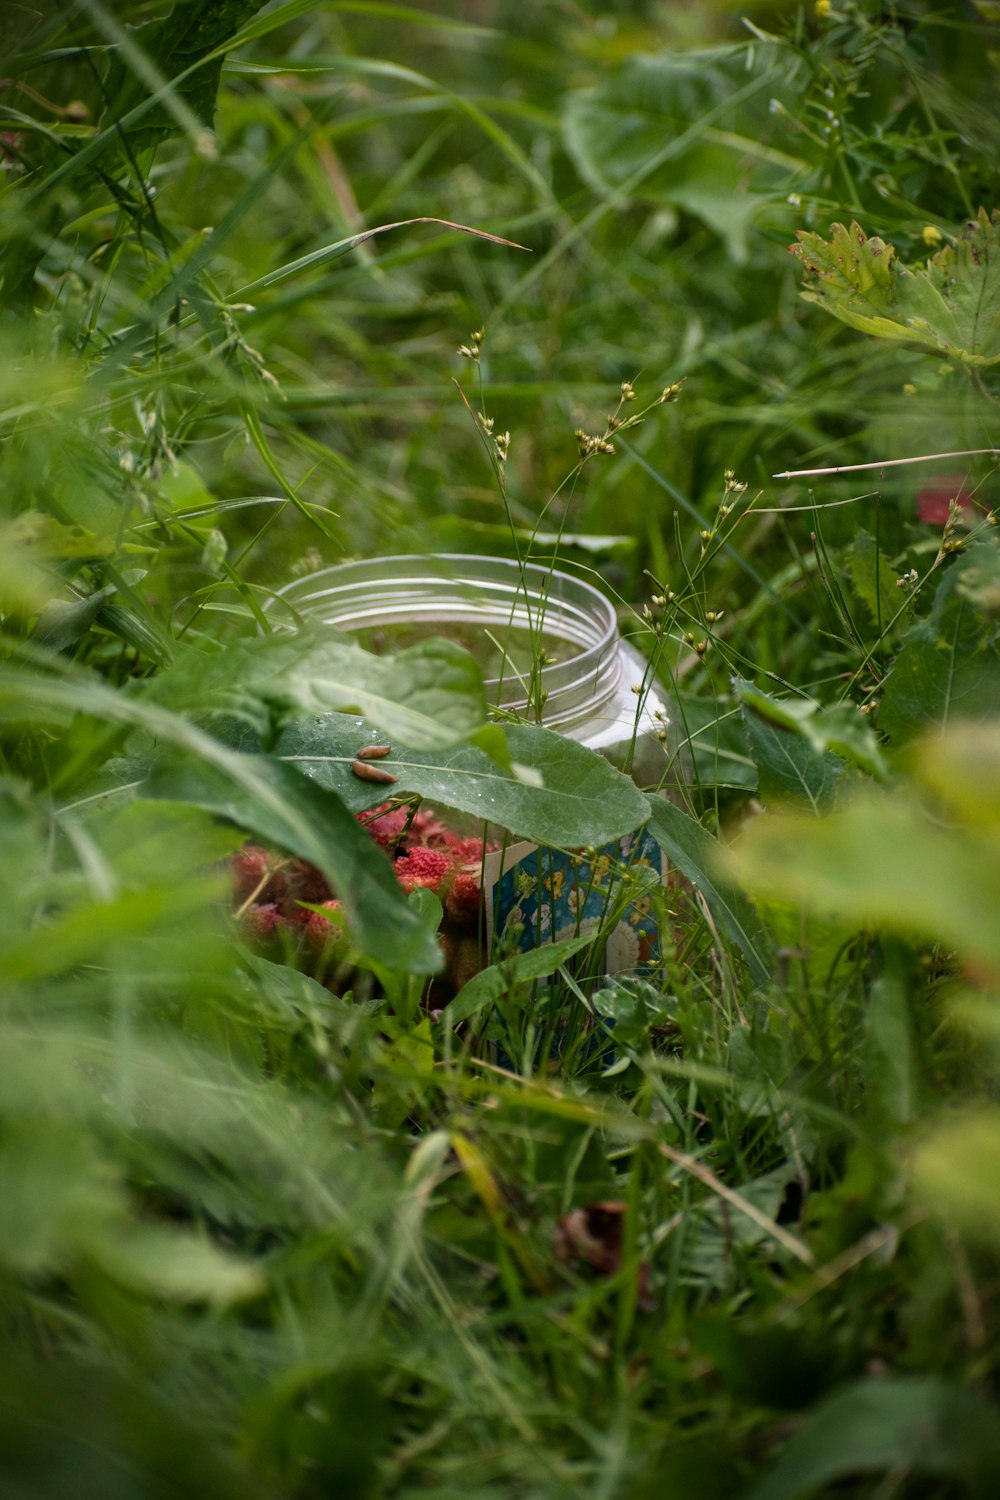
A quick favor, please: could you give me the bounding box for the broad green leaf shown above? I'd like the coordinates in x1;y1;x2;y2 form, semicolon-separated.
865;975;915;1126
736;680;850;809
143;754;442;974
2;510;114;565
94;600;173;666
957;545;1000;617
879;550;1000;744
94;1224;263;1303
749;1377;1000;1499
791;210;1000;368
672;692;758;792
723;789;1000;974
645;797;771;985
147;623;490;749
0;1022;393;1239
274;712;650;847
913;1108;1000;1241
805;705;888;781
30;586;116;652
0;1122;260;1302
93;800;244;886
590;976;677;1049
0;1126;124;1276
563;50;800;261
918;719;1000;830
0;879;224;984
98;0;267;157
734;680;884;775
443;933;596;1025
844;529;904;631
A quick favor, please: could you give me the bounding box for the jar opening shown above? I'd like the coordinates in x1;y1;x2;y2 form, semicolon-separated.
268;554;622;731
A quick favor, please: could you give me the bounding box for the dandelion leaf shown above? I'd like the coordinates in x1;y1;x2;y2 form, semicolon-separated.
100;0;266;156
790;209;1000;368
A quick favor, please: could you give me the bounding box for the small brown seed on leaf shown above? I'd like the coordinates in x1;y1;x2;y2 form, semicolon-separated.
355;744;392;760
351;759;398;784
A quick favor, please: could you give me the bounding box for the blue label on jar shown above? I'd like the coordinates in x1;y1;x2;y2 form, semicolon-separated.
489;825;664;976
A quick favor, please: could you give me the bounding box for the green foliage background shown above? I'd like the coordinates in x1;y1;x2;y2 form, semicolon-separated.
1;1;1000;1496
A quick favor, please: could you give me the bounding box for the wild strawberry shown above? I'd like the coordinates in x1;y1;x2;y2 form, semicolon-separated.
233;844;278;902
302;900;347;953
393;846;454;895
284;859;333;907
444;869;482;922
448;836;489;866
241;903;286;944
915;475;975;527
359;803;410;851
410;809;451;847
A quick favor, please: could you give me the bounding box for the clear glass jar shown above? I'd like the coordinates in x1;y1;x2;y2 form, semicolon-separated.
269;554;669;783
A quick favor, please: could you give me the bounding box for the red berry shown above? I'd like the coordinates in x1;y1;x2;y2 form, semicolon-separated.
393;846;453;894
233;844;274;902
359;804;410;850
285;859;333;906
410;809;451;847
450;837;489;866
444;869;483;921
302;900;346;952
241;903;286;944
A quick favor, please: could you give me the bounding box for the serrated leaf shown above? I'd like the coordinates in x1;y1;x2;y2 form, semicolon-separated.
0;1126;125;1277
844;529;903;630
0;1122;261;1303
879;549;1000;744
143;752;442;974
791;210;1000;368
99;0;266;157
673;692;758;791
274;711;650;848
645;797;771;984
735;679;850;810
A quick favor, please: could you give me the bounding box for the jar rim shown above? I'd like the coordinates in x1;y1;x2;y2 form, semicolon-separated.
267;553;623;730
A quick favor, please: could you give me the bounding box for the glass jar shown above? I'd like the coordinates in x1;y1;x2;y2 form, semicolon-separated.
270;554;673;980
270;554;670;784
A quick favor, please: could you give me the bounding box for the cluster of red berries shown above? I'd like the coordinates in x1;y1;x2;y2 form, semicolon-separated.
233;803;493;994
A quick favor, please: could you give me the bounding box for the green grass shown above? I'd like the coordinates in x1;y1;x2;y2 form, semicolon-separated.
2;1;1000;1496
